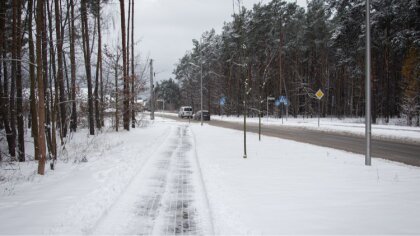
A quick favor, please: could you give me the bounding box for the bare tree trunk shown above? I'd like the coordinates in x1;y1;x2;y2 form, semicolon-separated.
81;0;95;135
69;0;77;132
0;0;4;122
99;1;105;127
54;0;67;139
47;0;57;160
13;0;25;162
94;0;102;129
10;0;18;161
0;43;2;134
28;0;40;161
100;53;104;127
13;0;24;162
127;0;132;127
42;1;53;160
119;0;129;131
36;0;47;175
115;62;119;132
131;0;135;128
1;0;16;159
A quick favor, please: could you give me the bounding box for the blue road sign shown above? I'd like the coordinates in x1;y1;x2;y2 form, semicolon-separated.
219;97;226;106
276;96;289;106
279;96;286;103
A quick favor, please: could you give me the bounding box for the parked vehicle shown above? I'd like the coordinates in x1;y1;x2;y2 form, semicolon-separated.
178;106;193;118
193;110;210;121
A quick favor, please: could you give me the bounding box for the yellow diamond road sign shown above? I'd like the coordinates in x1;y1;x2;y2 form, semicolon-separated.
315;89;324;100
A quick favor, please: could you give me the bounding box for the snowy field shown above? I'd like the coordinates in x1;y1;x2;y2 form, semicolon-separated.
158;111;420;144
0;115;420;234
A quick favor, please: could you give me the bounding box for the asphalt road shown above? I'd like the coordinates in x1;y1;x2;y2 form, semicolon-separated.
157;114;420;167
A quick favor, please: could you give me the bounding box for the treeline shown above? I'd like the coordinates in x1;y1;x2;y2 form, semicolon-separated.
0;0;144;174
173;0;419;125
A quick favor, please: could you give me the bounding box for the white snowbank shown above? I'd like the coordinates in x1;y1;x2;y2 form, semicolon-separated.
190;122;420;234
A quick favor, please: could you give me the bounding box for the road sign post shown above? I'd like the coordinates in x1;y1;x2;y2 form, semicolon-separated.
315;89;324;128
281;104;284;125
276;96;288;124
259;112;261;141
267;96;275;122
318;99;321;127
219;97;226;117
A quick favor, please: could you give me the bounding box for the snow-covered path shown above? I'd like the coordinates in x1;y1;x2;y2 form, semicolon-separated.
91;124;213;235
0;120;213;235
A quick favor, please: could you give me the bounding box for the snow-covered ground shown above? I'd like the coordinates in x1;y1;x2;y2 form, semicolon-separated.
1;115;420;234
158;111;420;144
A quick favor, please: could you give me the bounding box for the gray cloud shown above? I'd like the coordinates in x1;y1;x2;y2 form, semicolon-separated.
130;0;307;81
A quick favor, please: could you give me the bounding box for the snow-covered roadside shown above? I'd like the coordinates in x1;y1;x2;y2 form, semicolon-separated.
0;120;172;234
190;122;420;234
216;115;420;144
156;111;420;144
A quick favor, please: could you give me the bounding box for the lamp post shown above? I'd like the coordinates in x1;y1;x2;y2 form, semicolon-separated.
365;0;371;166
200;59;203;126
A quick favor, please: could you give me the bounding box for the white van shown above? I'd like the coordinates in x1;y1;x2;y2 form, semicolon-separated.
178;106;193;118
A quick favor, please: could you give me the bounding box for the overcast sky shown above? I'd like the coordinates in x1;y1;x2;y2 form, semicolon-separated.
106;0;307;83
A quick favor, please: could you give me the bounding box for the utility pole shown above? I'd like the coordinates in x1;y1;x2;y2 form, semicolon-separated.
365;0;372;166
150;59;154;120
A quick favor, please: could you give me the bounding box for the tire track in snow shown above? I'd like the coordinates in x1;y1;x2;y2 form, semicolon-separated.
135;136;181;235
89;123;213;235
162;126;198;235
152;125;214;235
88;125;177;234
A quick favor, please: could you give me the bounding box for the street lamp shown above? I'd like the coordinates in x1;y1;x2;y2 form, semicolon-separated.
365;0;372;166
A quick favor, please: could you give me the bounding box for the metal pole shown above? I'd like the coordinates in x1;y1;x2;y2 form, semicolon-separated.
318;99;320;128
281;104;284;124
244;99;247;158
200;57;203;126
259;112;261;141
266;97;269;122
365;0;371;166
150;59;154;120
331;95;334;121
